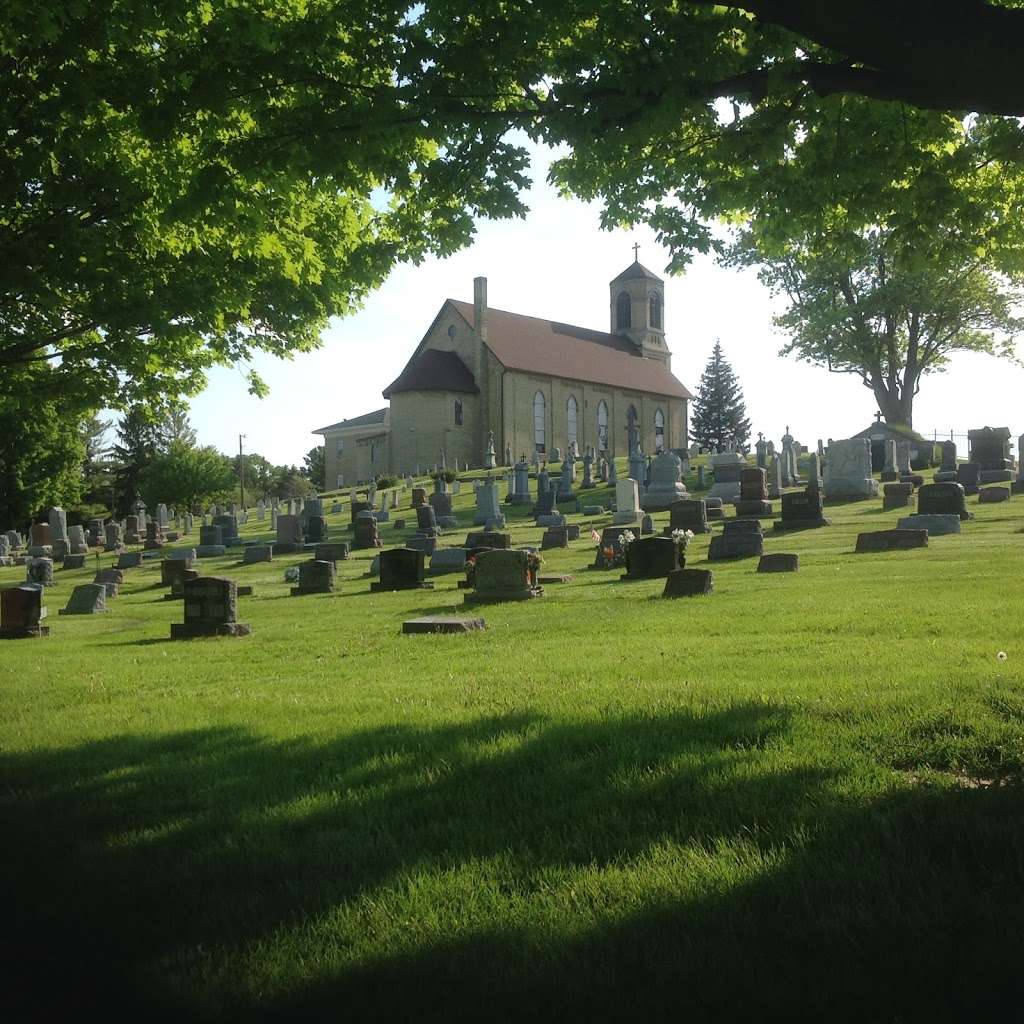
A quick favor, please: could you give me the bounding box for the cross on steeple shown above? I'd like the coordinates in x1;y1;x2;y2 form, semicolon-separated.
632;242;640;262
875;411;883;423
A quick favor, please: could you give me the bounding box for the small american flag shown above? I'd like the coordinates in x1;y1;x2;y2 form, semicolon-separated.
590;528;601;542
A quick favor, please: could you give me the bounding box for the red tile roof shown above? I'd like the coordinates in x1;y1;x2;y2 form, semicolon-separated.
449;301;691;399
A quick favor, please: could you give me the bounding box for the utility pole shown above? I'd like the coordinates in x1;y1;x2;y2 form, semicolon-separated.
239;434;246;510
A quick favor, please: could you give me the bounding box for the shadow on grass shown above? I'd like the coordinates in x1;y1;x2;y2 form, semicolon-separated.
2;707;1023;1021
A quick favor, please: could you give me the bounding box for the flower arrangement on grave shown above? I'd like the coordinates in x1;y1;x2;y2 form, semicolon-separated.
671;528;695;560
596;529;634;569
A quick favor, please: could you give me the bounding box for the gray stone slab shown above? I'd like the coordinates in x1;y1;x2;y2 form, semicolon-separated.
898;514;961;536
402;616;486;634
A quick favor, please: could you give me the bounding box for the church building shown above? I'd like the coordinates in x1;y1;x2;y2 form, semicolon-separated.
314;260;693;486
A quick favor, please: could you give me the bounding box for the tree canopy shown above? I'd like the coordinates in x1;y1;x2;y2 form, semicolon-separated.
4;0;1024;418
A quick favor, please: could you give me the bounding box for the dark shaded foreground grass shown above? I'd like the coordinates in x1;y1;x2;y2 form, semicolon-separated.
3;708;1024;1022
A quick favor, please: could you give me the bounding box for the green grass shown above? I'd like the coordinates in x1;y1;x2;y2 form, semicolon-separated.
3;473;1024;1021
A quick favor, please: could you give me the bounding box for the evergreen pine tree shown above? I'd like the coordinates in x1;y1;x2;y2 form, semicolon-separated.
690;340;752;453
111;407;159;514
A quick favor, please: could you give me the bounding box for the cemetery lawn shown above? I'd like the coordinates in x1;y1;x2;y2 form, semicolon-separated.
3;473;1024;1021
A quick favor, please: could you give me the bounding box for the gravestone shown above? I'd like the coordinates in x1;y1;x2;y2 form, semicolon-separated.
509;460;532;503
157;503;169;527
533;475;556;518
608;459;618;485
916;482;970;520
855;529;928;552
895;442;913;478
428;492;453;518
160;557;195;587
429;548;470;575
291;559;336;595
184;513;194;535
979;486;1010;503
402;616;486;634
935;441;958;482
144;521;167;550
93;568;124;597
767;456;782;500
275;514;304;553
708;452;745;503
48;507;69;559
703;496;725;521
642;451;688;512
116;551;143;569
474;479;504;526
593;525;635;568
757;553;799;573
406;534;437;557
581;450;595;489
755;434;769;469
735;467;772;517
662;568;714;597
243;544;274;563
882;482;915;510
955;463;981;496
613;479;643;525
667;500;710;535
26;558;55;586
464;549;542;604
314;542;350;562
805;454;823;498
557;456;576;500
415;504;439;537
640;515;654;535
124;515;142;545
87;518;105;547
822;439;878;498
465;531;511;550
59;583;107;615
411;487;427;507
67;525;89;555
968;426;1012;471
171;576;251;637
897;514;961;535
0;585;49;638
305;514;328;542
212;514;239;545
708;521;764;560
621;536;680;580
371;547;433;592
352;511;381;549
780;428;799;486
62;554;87;570
29;523;52;548
773;492;831;531
541;526;569;550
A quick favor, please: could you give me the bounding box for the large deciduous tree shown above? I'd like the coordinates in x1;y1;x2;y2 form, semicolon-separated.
0;392;85;526
5;0;1024;424
138;442;235;512
729;229;1022;428
0;1;530;410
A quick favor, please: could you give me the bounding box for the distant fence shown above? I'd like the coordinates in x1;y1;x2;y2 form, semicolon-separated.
916;430;1016;462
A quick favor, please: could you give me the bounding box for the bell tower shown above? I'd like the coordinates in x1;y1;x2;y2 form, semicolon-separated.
609;252;670;370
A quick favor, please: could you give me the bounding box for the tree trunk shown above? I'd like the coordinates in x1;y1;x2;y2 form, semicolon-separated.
872;382;915;429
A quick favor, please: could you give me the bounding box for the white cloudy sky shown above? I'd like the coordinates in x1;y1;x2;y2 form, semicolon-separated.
185;142;1024;465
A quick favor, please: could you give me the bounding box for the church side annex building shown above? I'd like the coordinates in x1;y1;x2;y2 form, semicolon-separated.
314;260;693;486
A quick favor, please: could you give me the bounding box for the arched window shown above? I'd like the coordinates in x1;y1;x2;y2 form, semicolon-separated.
454;399;463;426
533;390;546;453
616;291;631;330
597;400;609;452
650;293;662;329
566;395;578;447
627;404;639;451
655;408;665;451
